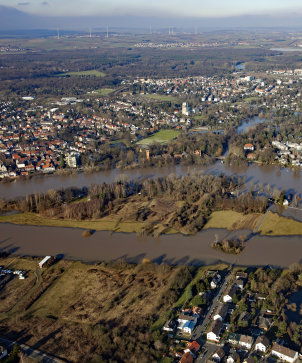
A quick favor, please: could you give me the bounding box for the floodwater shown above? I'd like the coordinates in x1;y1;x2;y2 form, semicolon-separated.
270;48;302;52
236;116;265;134
0;223;301;268
235;63;245;70
0;162;302;200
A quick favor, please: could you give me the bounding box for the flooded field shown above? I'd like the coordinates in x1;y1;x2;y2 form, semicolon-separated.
1;223;301;268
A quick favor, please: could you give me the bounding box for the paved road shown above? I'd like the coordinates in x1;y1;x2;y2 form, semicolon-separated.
192;269;233;342
0;337;65;363
195;342;218;363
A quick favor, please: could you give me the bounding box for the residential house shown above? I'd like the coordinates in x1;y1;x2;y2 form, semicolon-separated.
226;351;240;363
223;284;239;303
228;333;240;346
244;143;254;151
186;341;200;355
207;320;223;342
212;348;225;362
163;319;177;332
179;351;194;363
271;343;298;363
211;272;221;289
177;314;197;335
213;304;228;321
255;336;270;353
259;315;273;331
234;279;245;290
239;335;253;350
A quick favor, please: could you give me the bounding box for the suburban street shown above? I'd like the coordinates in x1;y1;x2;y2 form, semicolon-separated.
0;337;65;363
192;269;234;362
192;269;233;341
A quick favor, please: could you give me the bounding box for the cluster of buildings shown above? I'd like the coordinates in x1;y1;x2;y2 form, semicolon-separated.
162;269;301;363
272;140;302;167
127;73;292;106
0;266;26;280
134;41;229;49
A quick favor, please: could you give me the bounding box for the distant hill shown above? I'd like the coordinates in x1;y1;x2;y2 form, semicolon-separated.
0;5;46;30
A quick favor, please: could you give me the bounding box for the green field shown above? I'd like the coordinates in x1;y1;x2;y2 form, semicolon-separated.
137;129;180;145
258;211;302;236
57;70;106;77
93;88;114;95
204;210;302;235
0;212;143;233
204;210;262;231
142;94;179;103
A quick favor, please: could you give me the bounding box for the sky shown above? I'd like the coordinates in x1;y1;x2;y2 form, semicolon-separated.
1;0;302;18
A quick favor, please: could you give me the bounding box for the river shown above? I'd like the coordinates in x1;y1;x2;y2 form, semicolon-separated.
0;162;301;200
0;223;301;268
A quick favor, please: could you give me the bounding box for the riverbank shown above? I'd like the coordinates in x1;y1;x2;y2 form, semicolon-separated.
1;209;301;237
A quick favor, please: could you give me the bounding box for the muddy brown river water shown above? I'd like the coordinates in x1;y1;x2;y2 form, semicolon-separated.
1;223;301;268
0;162;301;200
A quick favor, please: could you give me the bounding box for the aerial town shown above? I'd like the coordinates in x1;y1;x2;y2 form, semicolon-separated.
161;267;302;363
1;68;302;180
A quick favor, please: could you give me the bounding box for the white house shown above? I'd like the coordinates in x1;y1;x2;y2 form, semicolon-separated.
207;320;223;342
183;321;195;334
213;304;228;321
239;335;253;350
227;351;240;363
272;343;298;363
223;284;238;303
255;336;270;353
212;348;225;362
177;314;197;334
211;272;221;289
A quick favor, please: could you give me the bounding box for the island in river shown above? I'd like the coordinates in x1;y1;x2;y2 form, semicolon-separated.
0;173;301;268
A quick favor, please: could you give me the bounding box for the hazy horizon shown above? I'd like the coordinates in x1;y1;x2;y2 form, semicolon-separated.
1;2;302;31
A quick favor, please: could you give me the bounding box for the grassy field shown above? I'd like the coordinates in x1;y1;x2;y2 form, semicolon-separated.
0;212;143;233
91;88;115;95
142;94;179;103
257;211;302;236
204;210;262;231
1;208;301;237
57;70;106;77
0;257;188;362
137;129;180;145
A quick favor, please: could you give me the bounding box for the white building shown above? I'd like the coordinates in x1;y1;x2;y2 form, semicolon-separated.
255;336;270;353
272;343;298;363
38;256;52;269
207;320;223;342
213;304;228;321
182;102;190;116
272;140;288;151
177;314;197;334
65;153;78;168
223;284;238;303
239;335;253;350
